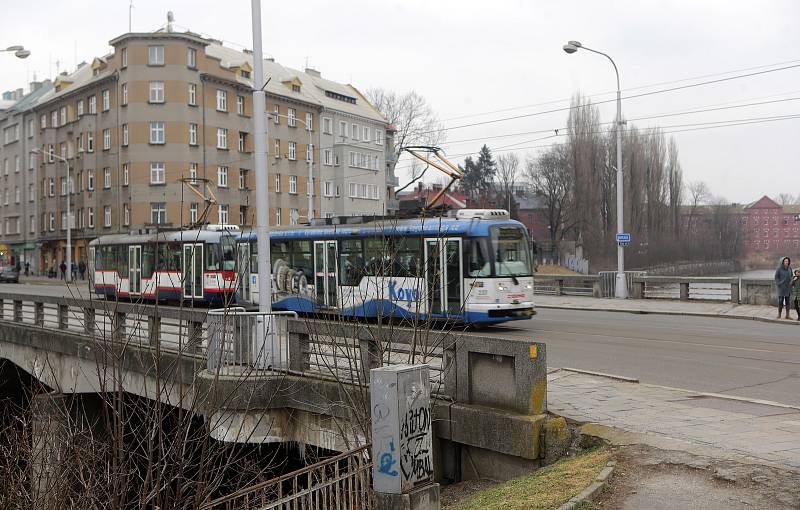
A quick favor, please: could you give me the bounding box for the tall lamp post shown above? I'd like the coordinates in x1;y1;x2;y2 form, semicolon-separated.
563;40;627;299
32;148;72;283
1;45;31;59
267;113;315;221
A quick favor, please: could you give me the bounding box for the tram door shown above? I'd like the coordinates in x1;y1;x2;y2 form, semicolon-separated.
313;240;338;307
128;245;142;295
237;243;251;302
182;243;204;299
424;238;463;315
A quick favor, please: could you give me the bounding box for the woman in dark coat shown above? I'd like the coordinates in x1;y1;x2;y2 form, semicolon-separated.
774;256;792;319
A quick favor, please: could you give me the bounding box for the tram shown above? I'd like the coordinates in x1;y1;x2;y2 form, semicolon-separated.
236;210;536;325
88;225;239;305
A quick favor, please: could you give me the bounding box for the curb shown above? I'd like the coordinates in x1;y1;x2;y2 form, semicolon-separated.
556;460;617;510
560;367;639;383
536;303;800;327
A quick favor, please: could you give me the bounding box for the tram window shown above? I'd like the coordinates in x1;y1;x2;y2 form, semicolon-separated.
250;242;258;272
364;238;389;276
339;239;363;285
95;246;107;270
389;237;421;277
467;238;491;277
270;240;290;267
221;237;236;271
291;240;313;277
115;245;129;275
142;245;155;278
205;244;220;271
157;243;181;271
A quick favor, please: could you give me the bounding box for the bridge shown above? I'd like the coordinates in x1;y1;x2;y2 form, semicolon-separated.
0;290;551;487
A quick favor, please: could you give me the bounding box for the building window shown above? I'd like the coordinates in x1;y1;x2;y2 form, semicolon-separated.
14;155;19;173
150;203;166;224
189;123;198;145
88;96;97;114
149;121;165;144
217;128;228;149
217;166;228;187
122;124;128;146
190;203;198;223
218;204;229;225
120;83;128;106
104;206;112;227
60;106;67;126
287;108;296;127
324;181;333;197
237;95;245;115
339;121;348;137
121;47;127;68
239;169;247;190
29;215;35;233
40;114;46;129
76;100;84;116
238;132;247;152
375;129;383;145
87;207;94;228
28;152;35;170
150;162;165;184
216;90;227;111
274;139;280;159
123;163;129;186
188;83;197;105
103;167;111;189
292;84;301;93
102;89;110;111
351;123;359;141
14;187;19;203
324;149;332;166
60;177;67;196
275;174;281;193
87;131;94;152
149;81;165;103
363;126;370;141
290;209;299;225
87;170;94;191
239;206;247;226
103;129;111;150
289;175;297;194
273;105;280;123
189;163;197;184
148;45;165;66
123;204;130;226
28;183;34;202
288;141;296;160
305;112;313;131
349;182;357;198
322;117;332;134
306;143;313;162
275;208;281;225
187;47;197;68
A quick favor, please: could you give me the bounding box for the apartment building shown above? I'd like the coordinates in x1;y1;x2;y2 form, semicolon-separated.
0;81;53;270
26;27;394;269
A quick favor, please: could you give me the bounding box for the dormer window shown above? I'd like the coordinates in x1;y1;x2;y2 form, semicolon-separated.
292;84;301;93
241;70;251;79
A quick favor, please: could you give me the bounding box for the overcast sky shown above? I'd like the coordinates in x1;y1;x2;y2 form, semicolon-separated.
2;0;798;203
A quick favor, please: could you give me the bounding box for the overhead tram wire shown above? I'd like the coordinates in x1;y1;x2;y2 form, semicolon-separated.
428;62;800;135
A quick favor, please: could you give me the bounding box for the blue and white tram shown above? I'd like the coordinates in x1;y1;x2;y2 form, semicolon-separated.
236;210;536;325
88;225;240;305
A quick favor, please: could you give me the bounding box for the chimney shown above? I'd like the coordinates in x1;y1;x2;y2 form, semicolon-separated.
15;88;23;100
305;67;321;77
29;81;42;93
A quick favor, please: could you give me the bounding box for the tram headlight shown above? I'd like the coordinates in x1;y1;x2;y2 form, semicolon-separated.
526;284;533;290
497;284;505;291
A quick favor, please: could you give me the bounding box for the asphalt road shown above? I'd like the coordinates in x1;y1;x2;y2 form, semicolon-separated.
3;282;799;406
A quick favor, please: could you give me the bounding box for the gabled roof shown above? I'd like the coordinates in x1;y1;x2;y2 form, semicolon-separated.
744;195;781;210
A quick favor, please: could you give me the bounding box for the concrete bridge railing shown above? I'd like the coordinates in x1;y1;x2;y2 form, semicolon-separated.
534;273;776;304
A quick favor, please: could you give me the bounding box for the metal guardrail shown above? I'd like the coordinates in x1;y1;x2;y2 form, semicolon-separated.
207;308;298;371
199;444;372;510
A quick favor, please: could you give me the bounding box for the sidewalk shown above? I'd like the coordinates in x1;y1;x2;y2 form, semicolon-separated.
535;294;796;325
548;369;800;471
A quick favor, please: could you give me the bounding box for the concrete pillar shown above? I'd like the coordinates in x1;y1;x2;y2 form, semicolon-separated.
83;308;95;335
288;331;309;372
188;320;203;354
359;338;381;382
632;281;645;299
57;304;68;330
371;364;440;510
730;282;740;304
592;280;601;298
679;282;690;301
35;302;44;327
554;279;563;296
112;311;125;342
13;300;22;322
147;315;160;347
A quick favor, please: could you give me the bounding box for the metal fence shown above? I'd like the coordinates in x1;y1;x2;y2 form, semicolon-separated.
200;444;372;510
598;271;646;298
207;308;297;371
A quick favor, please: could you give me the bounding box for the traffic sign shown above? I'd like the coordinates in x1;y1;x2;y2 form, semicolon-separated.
616;232;631;243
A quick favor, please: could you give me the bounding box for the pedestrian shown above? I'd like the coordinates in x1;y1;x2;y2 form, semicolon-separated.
71;262;77;281
774;256;792;319
78;260;86;280
24;261;29;277
59;260;67;281
791;269;800;321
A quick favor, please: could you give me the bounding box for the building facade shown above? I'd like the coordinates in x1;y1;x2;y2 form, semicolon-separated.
18;27;394;270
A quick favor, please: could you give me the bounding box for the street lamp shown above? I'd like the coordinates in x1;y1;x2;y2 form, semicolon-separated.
1;45;31;59
32;148;72;283
267;113;315;222
563;40;628;299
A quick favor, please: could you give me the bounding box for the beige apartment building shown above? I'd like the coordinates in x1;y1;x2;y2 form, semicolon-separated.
30;28;394;271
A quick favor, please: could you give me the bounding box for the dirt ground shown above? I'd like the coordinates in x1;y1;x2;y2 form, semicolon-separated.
593;444;800;510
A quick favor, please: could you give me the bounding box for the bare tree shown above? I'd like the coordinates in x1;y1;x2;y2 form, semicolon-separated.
364;88;444;156
495;153;520;216
526;146;571;246
775;193;797;206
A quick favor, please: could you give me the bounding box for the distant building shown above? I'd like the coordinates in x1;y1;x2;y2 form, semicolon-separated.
397;182;466;213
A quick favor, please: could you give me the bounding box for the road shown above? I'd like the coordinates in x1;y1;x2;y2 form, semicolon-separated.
3;282;799;406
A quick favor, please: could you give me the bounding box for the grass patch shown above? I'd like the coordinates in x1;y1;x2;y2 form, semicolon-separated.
454;448;611;510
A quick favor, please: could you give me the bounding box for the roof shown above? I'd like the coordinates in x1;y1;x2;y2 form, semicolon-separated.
36;61;115;108
8;82;55;113
238;217;527;241
88;228;237;246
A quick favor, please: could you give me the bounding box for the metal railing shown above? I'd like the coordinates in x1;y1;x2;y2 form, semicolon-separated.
200;444;372;510
207;308;298;371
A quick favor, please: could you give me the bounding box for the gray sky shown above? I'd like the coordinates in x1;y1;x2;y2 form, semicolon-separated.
2;0;798;203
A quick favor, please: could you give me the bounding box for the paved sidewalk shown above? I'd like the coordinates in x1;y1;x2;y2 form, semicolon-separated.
548;369;800;471
535;294;796;325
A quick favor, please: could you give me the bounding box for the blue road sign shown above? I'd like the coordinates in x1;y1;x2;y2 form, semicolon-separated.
616;232;631;243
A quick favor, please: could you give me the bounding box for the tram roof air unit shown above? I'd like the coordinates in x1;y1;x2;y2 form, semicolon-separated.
454;209;510;220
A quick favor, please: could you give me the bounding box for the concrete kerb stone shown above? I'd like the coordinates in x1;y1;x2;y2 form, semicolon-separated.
536;304;800;327
556;460;617;510
559;367;640;384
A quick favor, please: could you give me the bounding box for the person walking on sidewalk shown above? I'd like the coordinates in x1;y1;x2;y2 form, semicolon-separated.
790;269;800;321
775;256;792;319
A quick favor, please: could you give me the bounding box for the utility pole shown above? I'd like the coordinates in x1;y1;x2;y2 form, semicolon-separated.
251;0;273;313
